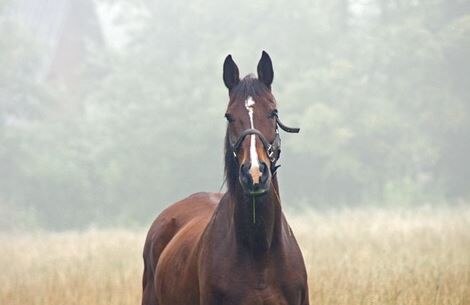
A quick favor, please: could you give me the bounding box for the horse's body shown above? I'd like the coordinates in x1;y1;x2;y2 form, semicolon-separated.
142;52;309;305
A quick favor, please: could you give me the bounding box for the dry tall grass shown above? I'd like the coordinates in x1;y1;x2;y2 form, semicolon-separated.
1;207;469;305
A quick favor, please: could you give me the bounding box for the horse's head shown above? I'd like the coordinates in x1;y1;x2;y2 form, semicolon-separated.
223;51;299;196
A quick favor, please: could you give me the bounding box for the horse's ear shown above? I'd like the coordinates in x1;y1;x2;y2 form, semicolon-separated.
257;50;274;89
223;55;240;91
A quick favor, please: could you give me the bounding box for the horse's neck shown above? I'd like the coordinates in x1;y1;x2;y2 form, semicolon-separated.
231;179;283;256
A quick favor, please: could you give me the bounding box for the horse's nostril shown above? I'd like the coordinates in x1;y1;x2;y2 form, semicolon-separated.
240;162;253;185
241;162;251;175
259;162;270;184
259;162;268;174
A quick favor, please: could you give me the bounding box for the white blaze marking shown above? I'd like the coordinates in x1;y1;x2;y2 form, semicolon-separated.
245;96;260;173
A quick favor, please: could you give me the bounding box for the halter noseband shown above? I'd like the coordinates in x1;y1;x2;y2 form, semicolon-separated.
229;111;300;173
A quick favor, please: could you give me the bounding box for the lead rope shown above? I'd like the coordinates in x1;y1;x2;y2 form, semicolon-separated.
252;196;256;224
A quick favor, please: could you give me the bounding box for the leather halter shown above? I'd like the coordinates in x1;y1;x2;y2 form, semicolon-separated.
229;110;300;173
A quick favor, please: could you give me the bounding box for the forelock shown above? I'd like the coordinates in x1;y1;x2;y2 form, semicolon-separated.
229;75;273;104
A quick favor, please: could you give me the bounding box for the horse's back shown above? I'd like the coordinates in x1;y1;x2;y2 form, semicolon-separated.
142;192;222;305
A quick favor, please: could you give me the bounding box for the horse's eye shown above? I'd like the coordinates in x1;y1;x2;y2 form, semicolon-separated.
269;109;278;118
225;113;235;123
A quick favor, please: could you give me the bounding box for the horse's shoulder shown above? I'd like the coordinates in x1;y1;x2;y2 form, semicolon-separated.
145;192;222;246
187;191;224;205
156;191;222;221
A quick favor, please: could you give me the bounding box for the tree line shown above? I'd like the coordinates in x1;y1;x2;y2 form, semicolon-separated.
1;0;469;229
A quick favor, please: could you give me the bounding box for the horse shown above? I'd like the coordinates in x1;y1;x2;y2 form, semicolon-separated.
141;51;309;305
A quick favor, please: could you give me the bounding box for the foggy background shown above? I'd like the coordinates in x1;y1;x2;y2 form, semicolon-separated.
1;0;469;230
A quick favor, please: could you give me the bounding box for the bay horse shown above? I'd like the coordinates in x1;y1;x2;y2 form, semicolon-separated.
142;51;309;305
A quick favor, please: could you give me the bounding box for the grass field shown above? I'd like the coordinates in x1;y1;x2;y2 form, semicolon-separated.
1;207;469;305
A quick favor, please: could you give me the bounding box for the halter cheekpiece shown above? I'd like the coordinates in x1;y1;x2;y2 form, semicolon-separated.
229;110;300;174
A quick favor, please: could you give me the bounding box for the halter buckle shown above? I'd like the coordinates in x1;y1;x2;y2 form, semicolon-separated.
267;144;275;162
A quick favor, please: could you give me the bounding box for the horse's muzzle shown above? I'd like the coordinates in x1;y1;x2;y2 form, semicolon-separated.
239;161;271;196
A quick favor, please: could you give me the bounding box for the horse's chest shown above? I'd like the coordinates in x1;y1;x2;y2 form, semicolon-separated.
210;268;302;305
243;287;290;305
220;285;294;305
